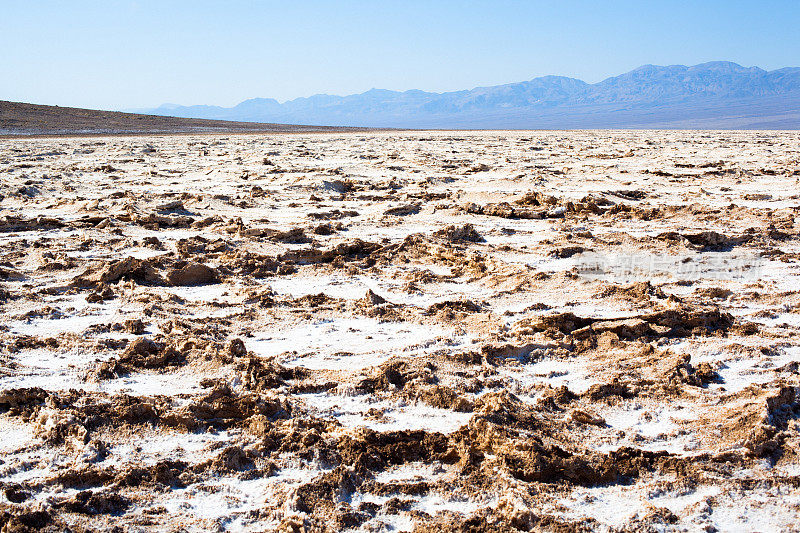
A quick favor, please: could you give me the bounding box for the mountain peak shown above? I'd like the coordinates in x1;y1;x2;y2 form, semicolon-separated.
143;61;800;129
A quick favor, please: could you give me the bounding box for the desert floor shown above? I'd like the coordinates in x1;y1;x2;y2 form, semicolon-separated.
1;131;799;532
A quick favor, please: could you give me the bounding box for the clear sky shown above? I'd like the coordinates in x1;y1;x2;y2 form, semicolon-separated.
2;0;799;110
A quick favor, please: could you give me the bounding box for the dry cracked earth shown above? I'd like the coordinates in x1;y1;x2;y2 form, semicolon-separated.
1;131;800;532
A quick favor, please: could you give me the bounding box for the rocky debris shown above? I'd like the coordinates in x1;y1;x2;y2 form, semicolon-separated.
549;245;587;258
54;489;130;515
338;429;452;471
0;388;50;415
319;179;353;195
571;409;606;426
515;191;561;207
360;289;387;306
307;209;359;219
516;312;594;336
599;281;666;302
226;338;247;357
0;215;66;233
242;357;307;391
433;224;484;243
384;203;421;216
118;337;180;369
176;236;230;257
165;261;219;286
744;386;798;457
0;267;25;281
280;239;383;265
406;384;473;412
425;299;482;318
72;256;163;287
658;230;753;250
85;284;115;303
156;200;193;216
269;227;310;244
666;354;719;386
221;250;291;277
517;307;735;340
0;509;59;532
132;212;195;229
462;202;545;220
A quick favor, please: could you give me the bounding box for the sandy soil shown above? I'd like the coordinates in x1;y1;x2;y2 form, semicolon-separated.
1;131;799;532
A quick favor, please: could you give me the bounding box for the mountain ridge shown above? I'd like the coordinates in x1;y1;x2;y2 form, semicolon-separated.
135;62;800;129
0;100;366;136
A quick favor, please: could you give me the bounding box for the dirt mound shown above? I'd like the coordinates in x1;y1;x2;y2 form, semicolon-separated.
433;224;485;243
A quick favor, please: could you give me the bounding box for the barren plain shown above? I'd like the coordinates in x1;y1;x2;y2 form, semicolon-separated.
1;131;800;532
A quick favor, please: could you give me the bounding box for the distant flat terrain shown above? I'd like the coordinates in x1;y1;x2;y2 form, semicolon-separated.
0;100;362;136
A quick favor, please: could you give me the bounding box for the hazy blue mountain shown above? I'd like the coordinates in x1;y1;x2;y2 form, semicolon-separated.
136;62;800;129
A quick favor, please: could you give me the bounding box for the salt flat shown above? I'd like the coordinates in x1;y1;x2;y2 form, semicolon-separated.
1;131;799;531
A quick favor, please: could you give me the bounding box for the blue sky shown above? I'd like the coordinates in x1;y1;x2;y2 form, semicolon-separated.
2;0;799;110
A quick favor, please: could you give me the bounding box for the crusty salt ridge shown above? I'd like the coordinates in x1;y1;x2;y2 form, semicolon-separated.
0;130;799;531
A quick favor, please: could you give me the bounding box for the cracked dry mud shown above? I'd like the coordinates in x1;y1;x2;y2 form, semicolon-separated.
1;131;800;532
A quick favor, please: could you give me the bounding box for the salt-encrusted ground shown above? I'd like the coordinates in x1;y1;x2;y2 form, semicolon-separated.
1;131;799;532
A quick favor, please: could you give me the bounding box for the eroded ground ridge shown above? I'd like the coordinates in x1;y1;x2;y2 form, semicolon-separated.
1;131;800;531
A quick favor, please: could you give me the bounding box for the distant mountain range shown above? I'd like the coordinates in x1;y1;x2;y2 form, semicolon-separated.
135;62;800;129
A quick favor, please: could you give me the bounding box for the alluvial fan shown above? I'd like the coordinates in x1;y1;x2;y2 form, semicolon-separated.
1;131;799;531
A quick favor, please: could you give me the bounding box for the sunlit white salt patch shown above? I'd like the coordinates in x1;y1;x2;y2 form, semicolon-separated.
558;303;637;320
648;484;722;513
602;403;697;437
0;228;83;243
299;393;471;433
66;247;168;260
666;339;800;393
99;369;208;396
8;296;124;336
250;318;466;370
744;310;800;329
370;513;415;533
0;417;34;453
0;446;79;484
0;346;114;392
107;430;238;466
265;268;475;309
706;490;800;532
717;352;800;393
705;348;797;394
413;493;494;517
162;283;240;303
267;272;384;299
157;466;326;530
0;355;209;397
773;461;800;477
134;227;208;242
162;476;271;521
503;357;596;397
556;483;720;529
571;250;766;285
9;314;104;336
754;259;800;292
592;403;702;454
346;222;442;241
488;288;639;319
0;370;86;392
